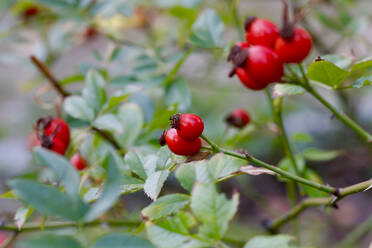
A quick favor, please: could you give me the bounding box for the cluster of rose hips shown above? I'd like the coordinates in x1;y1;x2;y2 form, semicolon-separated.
159;114;204;156
228;11;312;90
29;116;87;171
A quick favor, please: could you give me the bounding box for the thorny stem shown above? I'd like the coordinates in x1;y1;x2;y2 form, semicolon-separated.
30;55;70;98
0;219;139;232
267;179;372;233
298;64;372;144
200;135;336;194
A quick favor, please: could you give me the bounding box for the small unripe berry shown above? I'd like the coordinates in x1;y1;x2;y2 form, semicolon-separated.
170;113;204;141
225;109;250;128
70;154;88;171
164;128;201;156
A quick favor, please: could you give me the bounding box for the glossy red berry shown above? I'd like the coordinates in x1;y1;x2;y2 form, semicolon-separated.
23;6;39;18
70;154;88;171
244;45;284;84
49;138;67;155
275;27;312;63
235;67;267;90
170;114;204;141
245;16;279;48
164;128;201;156
225;109;250;128
41;117;70;147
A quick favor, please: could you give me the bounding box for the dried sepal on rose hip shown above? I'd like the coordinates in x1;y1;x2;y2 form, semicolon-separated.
170;113;204;141
274;0;312;63
244;16;280;49
225;109;251;128
70;153;88;171
162;128;201;156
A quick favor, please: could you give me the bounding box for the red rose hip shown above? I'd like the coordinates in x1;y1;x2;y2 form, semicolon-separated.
170;113;204;141
38;117;71;147
225;109;250;128
245;16;279;48
70;154;88;171
244;45;284;84
275;26;312;63
164;128;201;156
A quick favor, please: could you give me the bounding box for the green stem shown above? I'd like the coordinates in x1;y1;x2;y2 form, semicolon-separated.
268;179;372;233
200;136;336;194
265;90;299;174
298;64;372;144
0;219;139;232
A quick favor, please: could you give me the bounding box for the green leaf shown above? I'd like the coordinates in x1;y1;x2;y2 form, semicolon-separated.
156;146;172;170
60;74;84;86
322;54;353;70
116;103;144;148
64;96;95;121
101;94;129;113
163;50;193;86
93;114;124;134
9;179;88;221
351;56;372;72
189;9;224;48
307;61;350;87
175;165;196;192
83;70;107;112
353;75;372;88
142;194;190;221
0;190;16;199
165;78;191;112
144;170;169;201
125;150;147;180
17;234;82;248
147;219;207;248
14;206;33;230
93;233;154;248
33;147;79;198
291;133;313;144
243;235;296;248
302;169;328;197
84;153;121;221
302;148;341;161
191;183;239;241
273;84;305;97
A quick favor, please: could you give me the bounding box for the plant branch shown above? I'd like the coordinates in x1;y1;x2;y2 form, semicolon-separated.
91;127;122;151
267;179;372;233
0;219;139;232
265;90;299;174
298;64;372;144
200;136;337;195
30;55;70;98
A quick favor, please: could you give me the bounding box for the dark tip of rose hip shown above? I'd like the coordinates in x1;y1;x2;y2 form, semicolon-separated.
228;66;236;78
244;16;257;31
227;45;241;62
41;134;53;149
315;56;324;62
170;114;181;129
36;116;53;131
158;130;167;146
234;49;248;67
280;24;295;40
